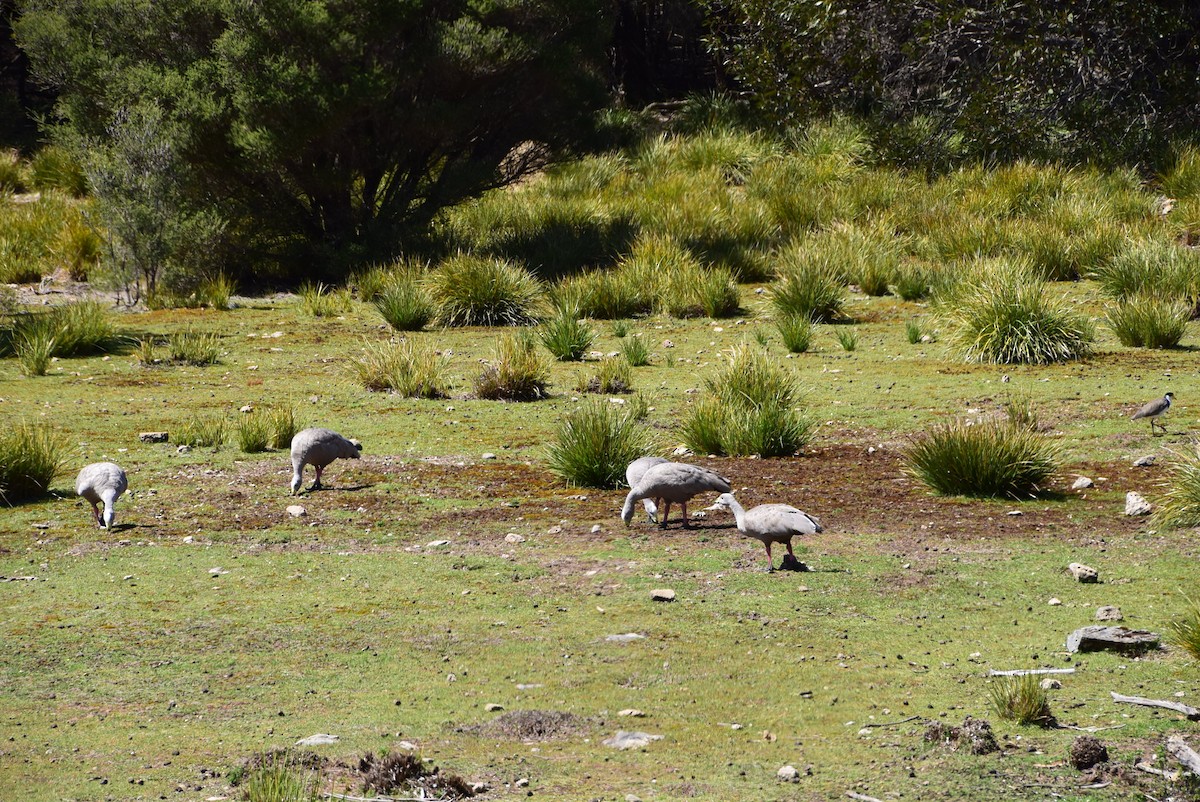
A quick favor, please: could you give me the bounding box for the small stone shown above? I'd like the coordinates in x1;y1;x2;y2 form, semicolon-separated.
1069;562;1098;583
1095;605;1123;621
1071;476;1095;490
1048;597;1062;606
504;533;525;544
425;539;450;548
481;452;497;460
590;524;601;533
485;703;504;712
662;340;674;348
209;567;228;576
286;505;307;518
176;445;191;454
294;733;338;746
1133;454;1156;467
606;633;646;643
776;765;800;782
618;709;646;717
1068;735;1108;770
920;334;933;343
138;431;168;443
1040;678;1062;690
546;525;563;535
650;588;675;602
625;795;642;802
1125;492;1152;516
239;405;253;414
602;731;662;750
515;778;529;788
672;446;693;457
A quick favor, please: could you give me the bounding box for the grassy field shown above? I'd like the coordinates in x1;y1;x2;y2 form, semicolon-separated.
2;283;1199;802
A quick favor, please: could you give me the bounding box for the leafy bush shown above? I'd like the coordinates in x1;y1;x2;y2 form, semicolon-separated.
177;414;226;449
988;674;1053;726
168;329;221;366
429;254;542;327
1106;294;1190;348
347;339;450;398
936;260;1093;364
234;412;272;454
1167;595;1200;662
776;314;815;353
475;331;549;401
539;307;595;361
0;419;66;504
904;419;1059;498
373;277;434;332
681;344;813;457
298;282;353;317
620;334;650;366
546;400;656;488
576;357;632;394
1154;447;1200;530
770;244;847;322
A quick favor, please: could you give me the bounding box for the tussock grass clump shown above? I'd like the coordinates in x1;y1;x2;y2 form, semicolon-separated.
893;263;936;301
373;277;434;332
235;412;272;453
4;301;120;360
905;319;924;344
662;263;740;319
546;400;656;488
177;414;226;449
264;406;299;450
350;265;394;302
347;339;450;398
0;419;67;504
619;334;650;366
1153;447;1200;530
836;327;859;352
1093;239;1200;306
539;307;595;361
552;270;648;320
239;756;322;802
776;314;816;353
988;674;1053;726
770;243;847;322
57;218;102;281
298;282;353;317
28;145;88;196
15;326;55;376
475;331;549;401
1002;393;1039;432
0;149;23;193
1166;595;1200;661
1105;294;1190;348
904;419;1058;498
429;254;542;327
936;260;1093;364
197;274;235;310
682;344;813;457
168;329;221;366
576;357;633;394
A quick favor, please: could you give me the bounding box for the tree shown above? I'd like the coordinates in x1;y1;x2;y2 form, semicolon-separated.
16;0;613;286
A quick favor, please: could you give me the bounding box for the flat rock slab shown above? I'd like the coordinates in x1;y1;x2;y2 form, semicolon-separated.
1067;625;1160;654
606;633;646;643
602;730;663;750
650;589;675;602
295;733;339;746
1125;492;1152;516
139;431;169;443
1071;476;1095;490
1095;605;1123;621
1133;455;1157;467
286;505;307;518
1069;562;1098;583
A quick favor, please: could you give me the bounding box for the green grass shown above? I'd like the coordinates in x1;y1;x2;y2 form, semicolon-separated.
429;254;543;327
836;327;859;352
235;411;272;453
619;334;650;366
575;356;633;394
775;313;816;353
1166;595;1200;662
15;324;55;376
769;243;847;322
545;400;655;488
904;419;1059;498
347;338;450;398
168;328;221;365
1154;447;1200;530
177;414;227;449
298;282;353;317
372;273;434;332
987;674;1053;726
474;331;549;400
0;418;66;504
539;306;595;361
1105;293;1191;348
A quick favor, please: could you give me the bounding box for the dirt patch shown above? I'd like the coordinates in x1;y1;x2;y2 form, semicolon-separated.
460;709;592;741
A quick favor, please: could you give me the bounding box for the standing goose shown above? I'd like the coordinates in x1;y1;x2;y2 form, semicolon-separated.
625;456;669;523
1132;392;1173;434
708;492;822;572
290;428;362;494
621;461;731;529
76;462;128;529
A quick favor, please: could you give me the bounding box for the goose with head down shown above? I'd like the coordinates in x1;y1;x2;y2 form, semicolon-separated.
621;461;731;529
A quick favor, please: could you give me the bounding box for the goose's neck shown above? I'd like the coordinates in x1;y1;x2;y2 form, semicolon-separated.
726;497;747;530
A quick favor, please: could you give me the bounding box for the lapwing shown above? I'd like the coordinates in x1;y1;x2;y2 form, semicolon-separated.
1132;392;1173;434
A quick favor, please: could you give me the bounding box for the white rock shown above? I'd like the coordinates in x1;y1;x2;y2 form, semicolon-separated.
672;445;693;457
1068;562;1099;583
618;709;646;717
426;539;451;548
295;733;339;746
485;703;504;712
776;765;801;782
209;567;229;576
1040;678;1062;690
239;405;253;413
590;524;602;533
1133;454;1156;467
1048;597;1062;606
606;633;646;643
481;452;497;460
286;505;307;518
1071;476;1095;490
1125;491;1152;516
650;588;676;602
504;533;525;544
602;730;662;750
176;444;191;454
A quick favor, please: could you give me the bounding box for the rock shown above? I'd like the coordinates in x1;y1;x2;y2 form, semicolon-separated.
1068;735;1108;770
176;444;191;454
1068;562;1098;583
239;405;254;414
425;539;450;548
672;445;693;457
515;778;529;788
546;525;563;535
139;431;168;443
1133;454;1156;467
481;452;497;460
590;524;602;534
650;588;676;602
1048;597;1062;605
286;505;307;518
605;633;646;643
504;533;525;544
625;795;642;802
1066;625;1160;654
602;730;663;750
1125;492;1152;516
618;709;646;717
1071;476;1094;490
1040;678;1062;690
1095;605;1123;621
662;340;674;348
294;733;338;746
209;567;229;576
776;765;801;782
485;703;504;712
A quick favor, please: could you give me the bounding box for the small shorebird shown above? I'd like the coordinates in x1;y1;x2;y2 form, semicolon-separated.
1132;392;1173;435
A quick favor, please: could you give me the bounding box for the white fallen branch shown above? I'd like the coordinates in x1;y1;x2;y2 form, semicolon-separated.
1134;761;1179;781
1167;736;1200;776
989;668;1075;677
1110;692;1200;720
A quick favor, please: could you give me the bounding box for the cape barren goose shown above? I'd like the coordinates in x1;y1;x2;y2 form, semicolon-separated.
621;461;731;529
1132;392;1173;434
75;462;128;529
708;492;822;572
290;428;361;494
625;456;669;523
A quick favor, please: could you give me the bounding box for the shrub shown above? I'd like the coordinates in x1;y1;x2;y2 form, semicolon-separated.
1154;447;1200;530
1167;595;1200;661
776;314;816;353
373;278;434;332
168;329;221;366
904;419;1059;498
429;254;542;326
235;412;272;453
1105;294;1190;348
0;419;66;504
177;414;226;449
264;406;299;450
576;357;633;394
770;244;847;322
546;400;656;488
539;307;595;361
298;282;353;317
988;674;1053;726
620;334;650;366
936;260;1093;364
347;339;450;398
836;327;859;352
475;331;549;401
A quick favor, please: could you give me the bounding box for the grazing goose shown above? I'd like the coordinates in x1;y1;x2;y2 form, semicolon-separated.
290;428;362;494
626;456;669;523
621;461;731;529
75;462;128;529
708;492;822;572
1132;392;1173;434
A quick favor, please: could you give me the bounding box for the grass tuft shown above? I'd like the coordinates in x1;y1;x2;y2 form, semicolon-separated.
475;331;549;401
15;325;55;376
168;329;221;366
988;674;1053;726
235;412;272;454
576;357;633;394
776;314;816;353
1166;595;1200;661
177;414;226;449
546;400;656;488
264;406;299;450
619;334;650;367
836;327;859;352
298;282;353;317
770;244;847;322
373;271;434;332
0;419;67;504
1105;294;1190;348
904;419;1058;498
1153;447;1200;530
429;254;542;327
539;306;595;361
347;339;450;398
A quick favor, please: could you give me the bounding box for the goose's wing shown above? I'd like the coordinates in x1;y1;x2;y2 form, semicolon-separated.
747;504;822;536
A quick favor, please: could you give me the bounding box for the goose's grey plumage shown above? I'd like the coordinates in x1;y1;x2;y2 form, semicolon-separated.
75;462;128;529
290;428;362;494
1132;392;1173;434
709;492;821;571
626;456;669;523
621;461;731;528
